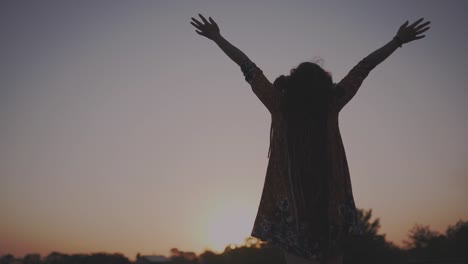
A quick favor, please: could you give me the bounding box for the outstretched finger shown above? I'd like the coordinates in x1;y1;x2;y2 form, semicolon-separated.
416;27;430;34
414;21;431;30
400;20;409;30
191;17;203;27
414;35;426;40
409;18;424;28
209;16;217;26
190;22;202;30
198;14;209;24
195;30;205;36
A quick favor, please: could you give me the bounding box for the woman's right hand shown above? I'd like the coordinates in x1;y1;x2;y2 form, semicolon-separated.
190;14;221;41
395;18;431;44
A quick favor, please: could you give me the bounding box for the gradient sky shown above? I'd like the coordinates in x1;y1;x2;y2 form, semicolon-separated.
1;0;467;261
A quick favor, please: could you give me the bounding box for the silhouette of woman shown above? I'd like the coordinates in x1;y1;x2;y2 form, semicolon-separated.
190;14;430;264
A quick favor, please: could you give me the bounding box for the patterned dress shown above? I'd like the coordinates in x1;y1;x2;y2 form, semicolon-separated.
240;57;377;262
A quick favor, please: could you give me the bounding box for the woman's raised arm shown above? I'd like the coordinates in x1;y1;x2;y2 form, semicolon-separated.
190;14;283;114
190;14;249;66
332;18;431;112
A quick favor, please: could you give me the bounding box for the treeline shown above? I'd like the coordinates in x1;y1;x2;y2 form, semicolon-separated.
0;252;130;264
1;209;467;264
342;209;467;263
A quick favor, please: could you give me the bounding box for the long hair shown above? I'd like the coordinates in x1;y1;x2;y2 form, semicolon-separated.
270;61;335;227
266;61;334;158
274;61;334;123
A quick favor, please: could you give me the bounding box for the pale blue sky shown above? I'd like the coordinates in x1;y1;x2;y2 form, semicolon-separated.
1;0;467;260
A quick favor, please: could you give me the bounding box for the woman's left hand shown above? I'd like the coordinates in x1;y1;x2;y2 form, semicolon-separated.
395;18;431;44
190;14;221;41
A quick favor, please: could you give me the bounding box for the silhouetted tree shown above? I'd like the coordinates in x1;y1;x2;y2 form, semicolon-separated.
169;248;197;263
404;219;468;261
45;252;68;264
66;254;87;264
404;223;442;249
343;208;405;264
223;242;286;264
199;250;226;264
23;254;41;264
0;254;15;264
445;219;468;258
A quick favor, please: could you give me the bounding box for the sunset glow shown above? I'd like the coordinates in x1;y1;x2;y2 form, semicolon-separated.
203;201;255;253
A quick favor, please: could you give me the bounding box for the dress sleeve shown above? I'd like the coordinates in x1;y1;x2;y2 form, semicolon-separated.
331;57;376;112
240;59;282;114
